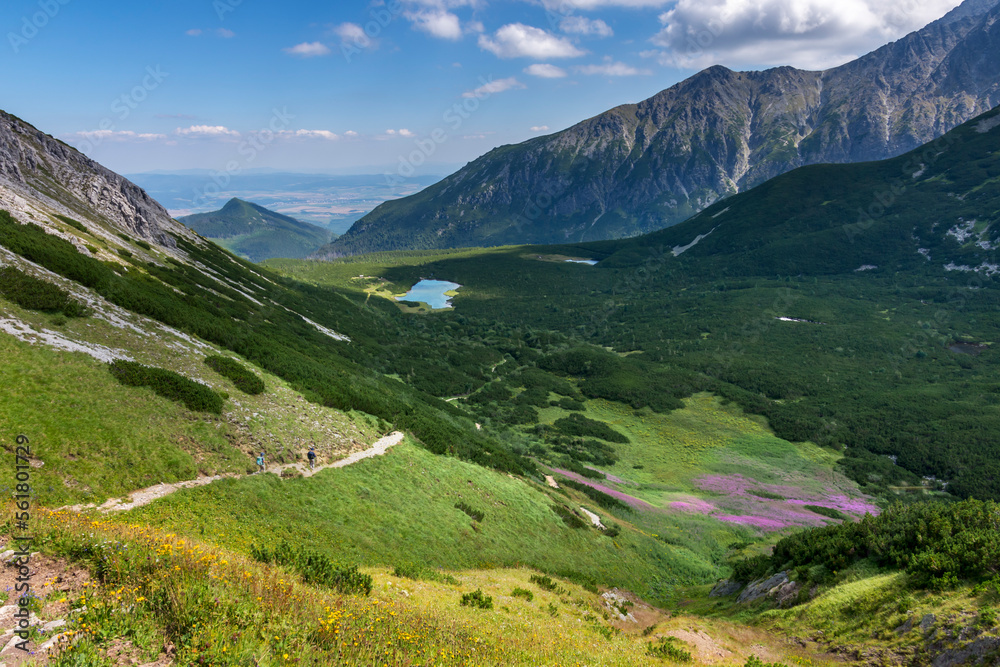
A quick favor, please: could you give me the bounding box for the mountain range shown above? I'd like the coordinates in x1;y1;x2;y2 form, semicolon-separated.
319;0;1000;257
3;99;1000;665
177;198;332;262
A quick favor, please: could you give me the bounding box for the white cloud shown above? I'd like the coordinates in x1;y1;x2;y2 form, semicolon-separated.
651;0;964;71
530;125;550;132
332;22;377;50
524;63;568;78
385;129;397;135
345;130;358;137
478;23;586;59
462;76;526;98
175;125;240;138
544;0;671;7
560;16;614;37
575;58;650;76
67;130;167;142
185;29;202;37
217;28;235;38
287;130;340;140
283;41;331;57
399;129;416;137
406;10;463;40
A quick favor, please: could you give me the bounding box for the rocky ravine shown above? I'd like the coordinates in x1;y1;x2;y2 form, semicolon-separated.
321;0;1000;255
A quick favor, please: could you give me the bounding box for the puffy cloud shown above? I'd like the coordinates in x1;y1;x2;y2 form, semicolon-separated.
462;76;526;98
345;130;359;137
543;0;670;7
287;130;340;140
399;129;416;137
331;22;378;50
575;58;650;76
175;125;240;138
530;125;551;132
406;9;463;40
650;0;964;70
560;16;614;37
283;42;331;57
524;63;568;78
478;23;586;59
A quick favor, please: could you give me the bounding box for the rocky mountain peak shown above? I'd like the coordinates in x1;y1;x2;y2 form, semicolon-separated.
0;110;185;247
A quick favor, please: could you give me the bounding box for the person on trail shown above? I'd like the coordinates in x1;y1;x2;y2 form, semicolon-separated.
307;446;317;470
256;451;265;473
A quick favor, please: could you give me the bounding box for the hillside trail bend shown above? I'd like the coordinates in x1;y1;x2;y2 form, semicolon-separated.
60;431;405;514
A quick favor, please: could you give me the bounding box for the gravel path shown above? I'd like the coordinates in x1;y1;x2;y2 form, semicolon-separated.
63;432;405;514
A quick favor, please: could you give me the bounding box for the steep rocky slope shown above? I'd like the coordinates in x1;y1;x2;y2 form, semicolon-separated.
321;0;1000;256
0;110;189;249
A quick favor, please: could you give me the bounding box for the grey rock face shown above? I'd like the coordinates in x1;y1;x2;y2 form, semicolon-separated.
736;572;789;604
0;111;185;246
327;0;1000;255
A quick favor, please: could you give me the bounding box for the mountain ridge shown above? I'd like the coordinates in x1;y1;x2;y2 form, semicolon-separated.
319;0;1000;256
178;198;333;261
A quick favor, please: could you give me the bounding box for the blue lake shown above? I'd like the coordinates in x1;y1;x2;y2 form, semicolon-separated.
397;280;461;309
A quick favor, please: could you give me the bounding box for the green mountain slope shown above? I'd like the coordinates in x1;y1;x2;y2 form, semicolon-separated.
318;0;1000;256
289;106;1000;503
178;198;332;261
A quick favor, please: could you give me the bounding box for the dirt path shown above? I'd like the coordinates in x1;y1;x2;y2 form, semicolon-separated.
63;432;405;514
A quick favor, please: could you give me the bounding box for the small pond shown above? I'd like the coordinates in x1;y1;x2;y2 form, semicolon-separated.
397;280;461;310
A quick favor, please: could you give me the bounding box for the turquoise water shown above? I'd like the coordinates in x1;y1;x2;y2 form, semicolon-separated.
397;280;461;309
565;259;599;266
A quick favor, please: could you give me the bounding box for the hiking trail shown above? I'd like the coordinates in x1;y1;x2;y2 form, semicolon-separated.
62;432;406;514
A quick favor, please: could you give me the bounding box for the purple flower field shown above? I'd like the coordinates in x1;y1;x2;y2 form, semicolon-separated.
550;468;658;511
548;468;879;533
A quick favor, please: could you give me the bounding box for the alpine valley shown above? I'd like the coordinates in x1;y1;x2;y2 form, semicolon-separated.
2;1;1000;666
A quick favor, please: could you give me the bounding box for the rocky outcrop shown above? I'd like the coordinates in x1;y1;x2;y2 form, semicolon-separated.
736;572;791;604
322;0;1000;256
0;110;188;247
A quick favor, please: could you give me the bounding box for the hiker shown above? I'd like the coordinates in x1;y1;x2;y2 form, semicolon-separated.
307;446;317;470
256;451;265;473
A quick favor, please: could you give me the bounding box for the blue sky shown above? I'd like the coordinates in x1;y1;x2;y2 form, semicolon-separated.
1;0;964;176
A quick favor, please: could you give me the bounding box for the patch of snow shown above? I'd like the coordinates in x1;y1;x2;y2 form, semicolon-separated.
564;259;598;266
776;317;827;324
299;314;350;342
917;248;931;260
672;227;717;257
712;207;731;219
947;219;976;244
912;164;926;179
580;507;606;530
854;265;878;272
944;262;974;272
0;317;132;363
976;115;1000;134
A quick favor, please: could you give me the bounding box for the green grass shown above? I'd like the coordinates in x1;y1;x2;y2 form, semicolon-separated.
0;334;245;505
126;440;717;605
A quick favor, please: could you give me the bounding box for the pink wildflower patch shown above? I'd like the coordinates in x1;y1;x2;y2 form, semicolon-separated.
550;468;657;511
